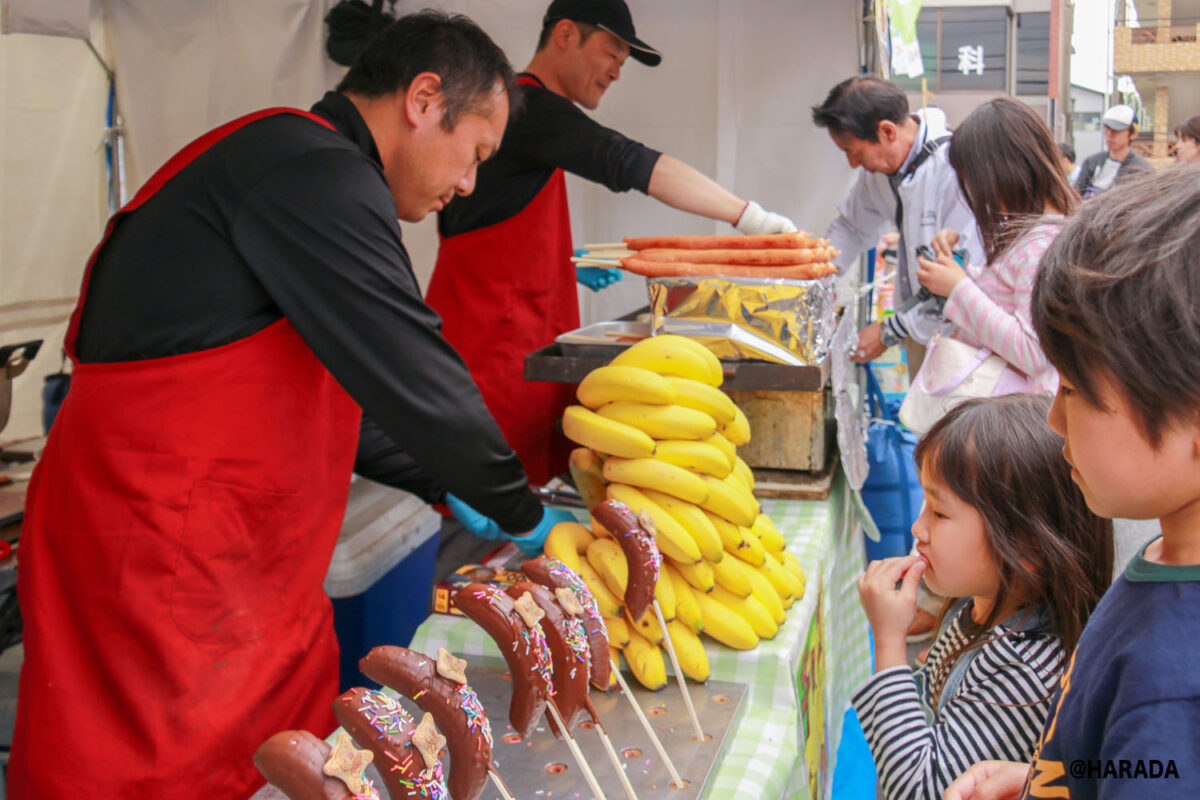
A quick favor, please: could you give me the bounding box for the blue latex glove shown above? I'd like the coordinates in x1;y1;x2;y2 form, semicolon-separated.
444;493;505;540
576;266;623;292
507;506;578;557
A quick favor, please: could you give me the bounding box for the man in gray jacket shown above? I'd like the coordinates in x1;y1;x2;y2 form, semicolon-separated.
1075;104;1152;199
813;76;982;370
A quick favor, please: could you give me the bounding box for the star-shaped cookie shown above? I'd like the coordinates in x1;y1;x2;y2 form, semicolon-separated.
513;591;545;628
322;730;373;795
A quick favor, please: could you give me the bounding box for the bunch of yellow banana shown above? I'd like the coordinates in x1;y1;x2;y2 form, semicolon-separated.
556;334;808;689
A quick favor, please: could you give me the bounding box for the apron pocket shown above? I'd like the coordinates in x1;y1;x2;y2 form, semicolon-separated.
171;479;303;644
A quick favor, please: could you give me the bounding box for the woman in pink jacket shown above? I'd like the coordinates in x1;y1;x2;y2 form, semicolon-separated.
916;97;1077;395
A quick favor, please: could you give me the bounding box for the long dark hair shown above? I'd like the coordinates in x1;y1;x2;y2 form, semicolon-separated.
914;394;1112;706
949;97;1079;263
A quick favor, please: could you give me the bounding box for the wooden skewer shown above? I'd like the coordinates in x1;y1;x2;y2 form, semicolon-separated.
571;257;622;266
609;655;687;790
653;600;705;741
581;242;628;250
546;700;608;799
488;766;516;800
585;702;639;800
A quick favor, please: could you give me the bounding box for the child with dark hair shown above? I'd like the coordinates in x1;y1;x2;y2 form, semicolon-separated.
915;97;1077;394
1176;114;1200;163
855;394;1112;800
946;164;1200;799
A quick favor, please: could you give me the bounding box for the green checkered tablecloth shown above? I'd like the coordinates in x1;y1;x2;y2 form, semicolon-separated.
410;469;872;800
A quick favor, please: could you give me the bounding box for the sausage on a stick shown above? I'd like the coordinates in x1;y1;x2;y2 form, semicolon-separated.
632;247;837;266
621;257;837;280
624;233;824;250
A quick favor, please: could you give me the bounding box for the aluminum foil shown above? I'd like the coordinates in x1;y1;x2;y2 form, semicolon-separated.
647;275;836;366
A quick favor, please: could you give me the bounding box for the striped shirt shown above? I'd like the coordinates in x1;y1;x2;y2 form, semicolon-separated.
852;605;1064;800
942;221;1063;394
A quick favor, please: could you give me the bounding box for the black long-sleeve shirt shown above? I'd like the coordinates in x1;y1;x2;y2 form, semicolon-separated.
74;91;542;532
439;73;661;237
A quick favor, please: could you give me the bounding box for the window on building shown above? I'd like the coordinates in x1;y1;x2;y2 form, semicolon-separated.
892;6;1010;93
1016;12;1051;95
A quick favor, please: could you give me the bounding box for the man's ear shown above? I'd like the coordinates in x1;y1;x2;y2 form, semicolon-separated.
877;119;898;144
403;72;445;128
552;18;578;49
1129;128;1139;142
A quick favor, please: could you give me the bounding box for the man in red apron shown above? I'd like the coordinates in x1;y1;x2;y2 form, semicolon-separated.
426;0;798;486
11;13;563;797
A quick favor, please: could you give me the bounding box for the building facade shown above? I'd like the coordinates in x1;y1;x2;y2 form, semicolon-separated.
1114;0;1200;164
891;0;1073;136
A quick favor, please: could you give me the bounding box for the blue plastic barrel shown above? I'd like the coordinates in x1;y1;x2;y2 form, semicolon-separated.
331;530;439;692
861;368;924;562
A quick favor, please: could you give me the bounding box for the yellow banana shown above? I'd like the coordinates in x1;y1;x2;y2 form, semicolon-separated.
605;483;702;564
596;401;716;441
710;585;779;639
665;564;704;633
577;365;678;409
563;405;656;459
652;439;732;479
752;513;786;553
623;628;668;690
603;615;632;649
781;552;806;599
590;515;611;539
693;587;759;650
576;559;625;617
731;525;767;567
669;557;716;593
655;568;676;620
743;559;787;624
780;550;806;582
703;431;737;469
610;335;719;386
586;538;628;601
726;468;753;496
661;335;725;387
641;488;724;563
627;607;664;645
663;376;736;425
568;447;609;510
705;510;751;552
543;521;593;573
759;553;802;607
699;474;757;527
732;455;756;490
725;473;761;513
711;553;753;597
720;405;752;446
666;619;711;682
602;457;709;505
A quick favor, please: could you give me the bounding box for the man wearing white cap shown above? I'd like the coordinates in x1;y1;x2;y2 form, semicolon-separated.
426;0;797;487
1075;104;1153;199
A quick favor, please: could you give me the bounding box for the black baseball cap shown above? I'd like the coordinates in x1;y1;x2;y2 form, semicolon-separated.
543;0;662;66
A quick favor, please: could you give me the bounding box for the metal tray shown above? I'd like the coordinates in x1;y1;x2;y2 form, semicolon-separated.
554;320;650;358
252;660;746;800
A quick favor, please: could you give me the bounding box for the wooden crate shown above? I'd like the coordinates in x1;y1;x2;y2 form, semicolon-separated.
725;387;833;472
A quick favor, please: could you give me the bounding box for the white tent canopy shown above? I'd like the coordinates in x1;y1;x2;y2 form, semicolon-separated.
1;0;859;439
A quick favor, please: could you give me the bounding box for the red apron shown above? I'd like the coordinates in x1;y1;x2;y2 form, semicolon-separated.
425;78;577;485
10;110;361;797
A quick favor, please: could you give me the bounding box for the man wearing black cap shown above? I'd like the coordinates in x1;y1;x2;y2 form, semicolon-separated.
426;0;796;488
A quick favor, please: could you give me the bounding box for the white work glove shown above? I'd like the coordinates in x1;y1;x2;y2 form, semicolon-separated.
735;201;798;235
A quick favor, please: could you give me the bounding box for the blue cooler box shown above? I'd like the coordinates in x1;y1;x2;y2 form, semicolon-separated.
325;478;442;692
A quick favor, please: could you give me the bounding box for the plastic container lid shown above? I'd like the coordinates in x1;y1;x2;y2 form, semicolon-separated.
323;477;442;598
